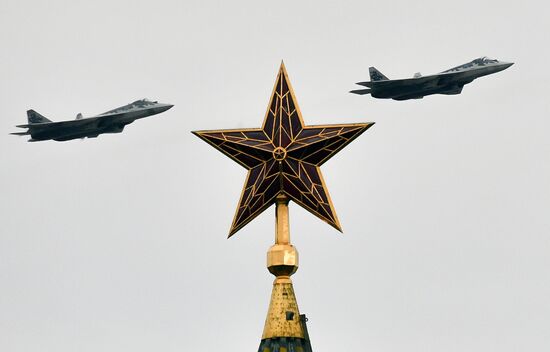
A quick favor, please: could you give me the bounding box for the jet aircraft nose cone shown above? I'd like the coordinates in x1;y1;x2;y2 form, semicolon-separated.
155;103;174;113
500;62;514;70
488;61;513;74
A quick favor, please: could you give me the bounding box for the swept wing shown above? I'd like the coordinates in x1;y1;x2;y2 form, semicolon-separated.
355;73;441;88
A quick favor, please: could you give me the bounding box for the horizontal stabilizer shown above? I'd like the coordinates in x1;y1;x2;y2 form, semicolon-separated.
349;89;372;95
355;81;374;87
369;67;389;81
10;131;29;136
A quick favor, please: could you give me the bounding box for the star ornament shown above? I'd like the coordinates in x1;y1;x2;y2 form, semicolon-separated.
193;63;374;237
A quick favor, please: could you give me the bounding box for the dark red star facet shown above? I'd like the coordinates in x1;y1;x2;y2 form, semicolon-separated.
193;63;374;237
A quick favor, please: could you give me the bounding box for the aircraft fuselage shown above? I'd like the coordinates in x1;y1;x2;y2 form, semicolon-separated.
12;99;173;142
351;57;513;101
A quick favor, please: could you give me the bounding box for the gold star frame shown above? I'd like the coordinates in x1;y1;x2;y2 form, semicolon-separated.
193;62;374;237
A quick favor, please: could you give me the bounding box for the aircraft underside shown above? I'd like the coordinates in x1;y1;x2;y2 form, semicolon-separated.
32;124;127;142
373;81;468;100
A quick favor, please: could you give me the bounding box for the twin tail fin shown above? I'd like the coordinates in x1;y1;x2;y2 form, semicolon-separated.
369;67;389;81
27;110;51;124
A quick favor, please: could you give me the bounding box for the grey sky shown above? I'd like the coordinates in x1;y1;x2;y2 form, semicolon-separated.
1;1;548;351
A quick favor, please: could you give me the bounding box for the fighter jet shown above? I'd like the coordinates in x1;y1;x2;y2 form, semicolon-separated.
350;57;513;100
11;99;174;142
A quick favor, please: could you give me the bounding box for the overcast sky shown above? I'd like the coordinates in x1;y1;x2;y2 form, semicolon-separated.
1;1;548;351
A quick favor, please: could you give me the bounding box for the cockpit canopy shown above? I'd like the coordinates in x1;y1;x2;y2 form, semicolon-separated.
442;57;501;73
132;99;158;107
472;57;499;65
100;99;159;115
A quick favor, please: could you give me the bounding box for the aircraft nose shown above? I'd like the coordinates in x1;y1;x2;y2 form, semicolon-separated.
500;61;514;70
157;103;174;113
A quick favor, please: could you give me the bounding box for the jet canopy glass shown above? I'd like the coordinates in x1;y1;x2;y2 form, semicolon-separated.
443;57;500;72
473;57;499;65
100;99;159;115
133;99;158;107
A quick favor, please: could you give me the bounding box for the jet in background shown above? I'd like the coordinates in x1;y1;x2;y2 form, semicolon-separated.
11;99;173;142
350;57;513;100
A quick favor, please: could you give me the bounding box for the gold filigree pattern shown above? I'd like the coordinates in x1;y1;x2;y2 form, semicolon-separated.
193;62;374;237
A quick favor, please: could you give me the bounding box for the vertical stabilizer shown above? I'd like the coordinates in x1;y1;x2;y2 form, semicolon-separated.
369;67;389;81
27;110;51;124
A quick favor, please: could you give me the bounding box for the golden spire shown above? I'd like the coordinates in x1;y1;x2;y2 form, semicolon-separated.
263;193;303;338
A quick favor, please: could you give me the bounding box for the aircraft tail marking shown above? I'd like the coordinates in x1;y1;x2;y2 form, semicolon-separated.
27;110;52;124
369;67;389;81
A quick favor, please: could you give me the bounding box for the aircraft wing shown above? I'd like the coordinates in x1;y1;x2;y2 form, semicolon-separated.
17;117;99;130
435;70;474;86
356;75;438;88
